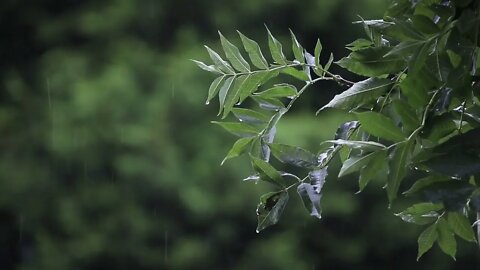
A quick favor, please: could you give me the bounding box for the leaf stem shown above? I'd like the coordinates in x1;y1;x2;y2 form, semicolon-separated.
407;89;441;140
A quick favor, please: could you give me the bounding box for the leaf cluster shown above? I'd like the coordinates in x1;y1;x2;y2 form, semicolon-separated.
195;0;480;259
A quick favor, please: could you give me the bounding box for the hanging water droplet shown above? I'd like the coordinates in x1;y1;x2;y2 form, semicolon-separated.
255;229;260;234
205;101;210;105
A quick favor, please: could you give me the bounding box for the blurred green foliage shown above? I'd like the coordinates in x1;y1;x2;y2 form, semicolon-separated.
0;0;479;269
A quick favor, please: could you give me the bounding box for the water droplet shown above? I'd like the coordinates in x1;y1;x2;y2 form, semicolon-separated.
255;229;260;234
205;101;210;105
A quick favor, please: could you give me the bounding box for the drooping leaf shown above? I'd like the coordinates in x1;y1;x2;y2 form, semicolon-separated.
290;30;305;64
268;143;318;168
206;76;225;104
447;212;476;242
204;46;235;74
212;121;261;137
266;27;287;65
232;108;270;125
417;223;438;260
221;137;255;165
297;168;327;219
336;47;405;76
219;31;251;72
359;150;387;191
250;155;285;187
320;78;393;111
437;217;457;259
255;84;297;99
256;191;289;232
387;138;415;203
356;111;406;142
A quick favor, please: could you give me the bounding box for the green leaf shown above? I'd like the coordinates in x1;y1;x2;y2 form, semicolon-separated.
392;99;420;133
268;143;318;168
403;175;450;196
281;67;310;81
396;202;442;225
250;155;285;187
212;121;261;137
204;45;235;74
324;139;386;151
336;47;405;76
255;84;297;99
223;75;249;117
356;111;406;142
399;73;430;107
289;30;305;64
221;137;255;165
323;53;334;76
219;31;251;72
238;70;279;102
206;76;225;104
417;223;438;260
387;138;415;203
447;212;476;242
297;168;327;219
339;151;378;178
384;40;425;57
252;96;285;111
320;78;393;111
359;150;387;191
231;108;270;125
256;191;289;232
437;217;457;259
238;31;269;69
266;27;287;65
192;59;222;74
218;76;235;114
346;38;373;51
313;39;323;76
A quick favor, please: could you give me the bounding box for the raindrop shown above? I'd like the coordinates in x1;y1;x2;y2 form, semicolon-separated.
255;229;260;234
205;101;210;105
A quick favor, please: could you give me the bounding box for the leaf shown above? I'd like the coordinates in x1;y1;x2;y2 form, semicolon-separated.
232;108;270;125
266;27;287;65
335;121;359;140
356;111;406;142
212;121;261;137
336;47;405;76
192;59;222;74
319;78;393;111
387;138;415;203
339;151;377;178
422;153;480;180
297;168;327;219
417;223;438;260
221;137;255;165
255;84;297;99
323;53;334;76
238;31;269;69
437;217;457;259
346;38;373;51
421;181;475;211
383;40;425;57
204;45;234;74
256;191;289;232
218;76;235;114
268;143;318;168
314;39;323;76
223;75;249;117
324;139;386;151
250;155;285;187
252;96;285;111
396;202;442;225
281;67;309;81
447;212;476;242
359;150;387;191
392;99;420;133
219;31;251;72
238;70;279;102
289;30;305;64
403;175;450;196
399;73;430;108
206;76;225;104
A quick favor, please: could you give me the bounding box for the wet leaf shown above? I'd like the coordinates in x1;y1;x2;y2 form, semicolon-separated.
238;31;269;69
256;191;289;232
266;27;287;65
255;84;297;99
268;143;318;168
356;111;406;142
387;138;415;203
219;31;250;72
437;217;457;259
417;223;438;260
221;137;255;165
447;212;476;242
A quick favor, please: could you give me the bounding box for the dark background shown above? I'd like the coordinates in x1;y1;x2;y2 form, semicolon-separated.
1;0;479;269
